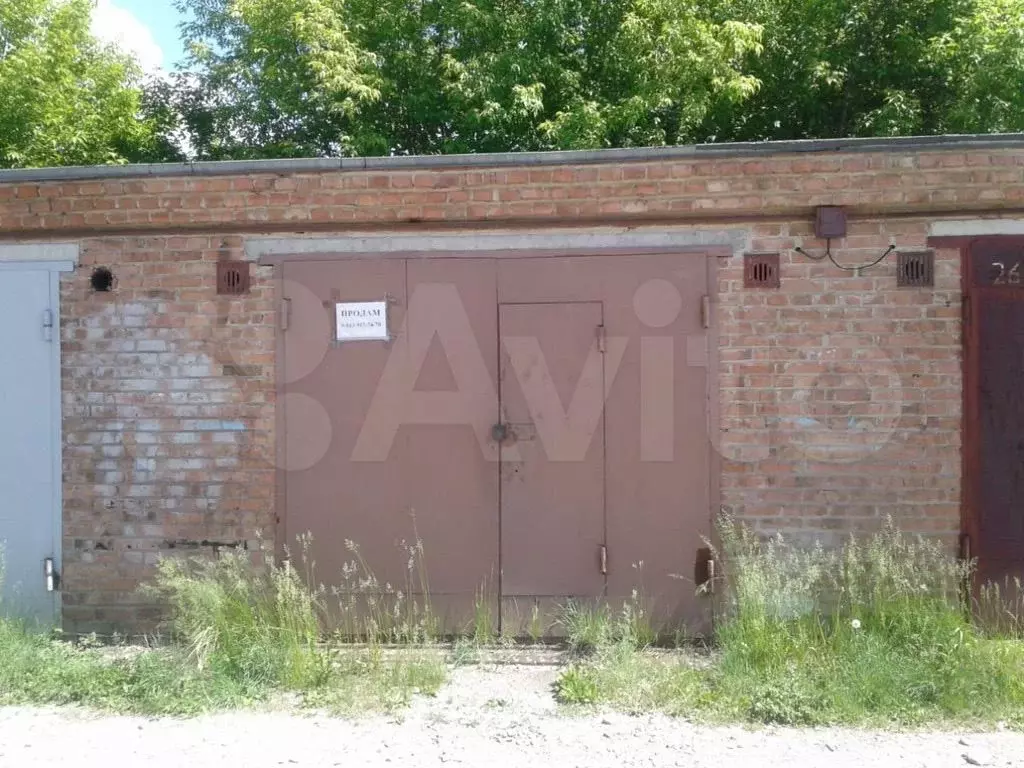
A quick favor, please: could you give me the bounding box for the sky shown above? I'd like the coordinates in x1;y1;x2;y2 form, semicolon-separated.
90;0;189;74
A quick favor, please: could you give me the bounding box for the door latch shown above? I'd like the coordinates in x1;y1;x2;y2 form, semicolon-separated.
491;422;510;443
600;545;608;575
44;558;57;592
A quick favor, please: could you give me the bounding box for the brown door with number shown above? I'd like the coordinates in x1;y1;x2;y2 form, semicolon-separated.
965;239;1024;587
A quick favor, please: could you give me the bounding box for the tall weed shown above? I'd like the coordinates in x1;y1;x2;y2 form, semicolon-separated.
333;535;437;644
145;544;326;690
977;576;1024;639
709;516;1024;725
559;517;1024;727
0;538;445;716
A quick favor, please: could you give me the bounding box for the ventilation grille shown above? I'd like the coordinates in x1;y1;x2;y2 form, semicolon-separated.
897;251;934;288
217;261;251;295
744;252;781;289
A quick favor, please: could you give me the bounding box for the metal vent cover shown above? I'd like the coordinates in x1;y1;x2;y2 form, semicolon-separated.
216;260;251;295
897;250;935;287
744;252;781;289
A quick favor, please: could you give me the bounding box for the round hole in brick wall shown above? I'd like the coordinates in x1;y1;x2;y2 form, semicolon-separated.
90;267;114;292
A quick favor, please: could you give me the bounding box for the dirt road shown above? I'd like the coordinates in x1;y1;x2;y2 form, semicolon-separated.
1;664;1021;767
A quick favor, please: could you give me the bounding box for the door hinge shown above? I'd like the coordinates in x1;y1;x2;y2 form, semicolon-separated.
44;558;56;592
280;298;292;331
600;544;608;575
596;324;606;354
42;308;54;342
700;295;711;330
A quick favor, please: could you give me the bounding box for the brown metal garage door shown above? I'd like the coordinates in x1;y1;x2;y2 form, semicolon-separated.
279;251;713;634
498;301;608;603
964;239;1024;589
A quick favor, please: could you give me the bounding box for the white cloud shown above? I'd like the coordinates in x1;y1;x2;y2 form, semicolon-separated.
90;0;165;74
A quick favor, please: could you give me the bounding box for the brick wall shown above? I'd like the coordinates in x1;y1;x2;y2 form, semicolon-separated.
59;236;276;633
1;144;1015;632
716;221;961;547
1;150;1022;235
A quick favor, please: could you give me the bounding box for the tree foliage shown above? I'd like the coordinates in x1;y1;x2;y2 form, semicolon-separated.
163;0;1024;159
0;0;163;168
8;0;1024;168
698;0;974;140
928;0;1024;134
167;0;762;158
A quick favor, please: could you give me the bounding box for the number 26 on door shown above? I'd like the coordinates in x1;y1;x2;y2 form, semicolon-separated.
992;261;1022;285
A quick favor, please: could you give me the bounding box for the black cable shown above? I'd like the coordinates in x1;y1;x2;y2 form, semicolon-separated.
794;238;832;261
794;239;896;274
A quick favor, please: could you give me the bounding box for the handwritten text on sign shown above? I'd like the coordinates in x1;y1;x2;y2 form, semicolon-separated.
335;300;389;341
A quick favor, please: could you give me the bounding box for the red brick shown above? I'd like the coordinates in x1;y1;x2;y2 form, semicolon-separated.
0;143;1003;632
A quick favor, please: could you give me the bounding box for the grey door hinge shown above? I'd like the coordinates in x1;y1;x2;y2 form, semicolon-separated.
44;558;57;592
42;309;54;342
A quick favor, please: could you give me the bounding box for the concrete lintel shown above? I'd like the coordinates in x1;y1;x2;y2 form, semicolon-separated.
930;219;1024;238
244;227;751;263
0;243;79;269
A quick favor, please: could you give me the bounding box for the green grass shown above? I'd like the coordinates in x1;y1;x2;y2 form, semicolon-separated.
469;574;497;644
145;546;329;690
0;541;446;716
559;589;657;656
303;647;447;714
555;518;1024;727
0;622;254;715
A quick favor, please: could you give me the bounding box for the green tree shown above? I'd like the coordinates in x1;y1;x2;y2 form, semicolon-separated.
929;0;1024;133
698;0;973;141
344;0;761;153
168;0;761;158
0;0;163;168
153;0;1024;159
168;0;378;159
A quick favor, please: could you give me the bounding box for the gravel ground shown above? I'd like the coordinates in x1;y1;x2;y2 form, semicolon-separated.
1;663;1023;768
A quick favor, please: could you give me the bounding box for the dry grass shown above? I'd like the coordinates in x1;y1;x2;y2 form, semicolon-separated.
0;536;445;716
556;517;1024;727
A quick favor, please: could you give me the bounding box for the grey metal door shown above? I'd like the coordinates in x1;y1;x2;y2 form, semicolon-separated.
0;268;61;625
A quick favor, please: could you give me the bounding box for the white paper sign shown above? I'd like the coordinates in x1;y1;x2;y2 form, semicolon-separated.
335;300;389;341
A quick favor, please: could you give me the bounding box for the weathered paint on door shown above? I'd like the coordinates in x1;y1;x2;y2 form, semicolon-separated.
280;258;499;628
498;302;607;601
0;268;61;625
497;255;713;631
280;252;714;634
965;239;1024;587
